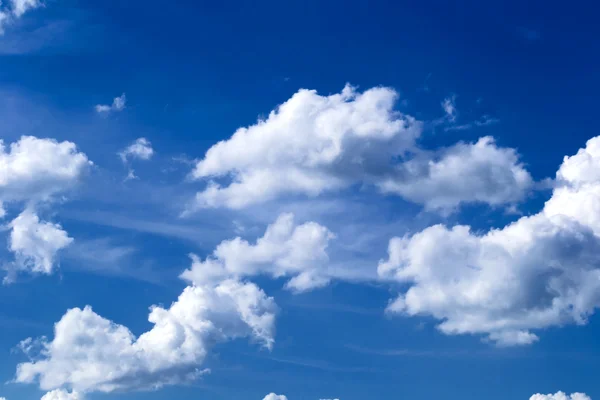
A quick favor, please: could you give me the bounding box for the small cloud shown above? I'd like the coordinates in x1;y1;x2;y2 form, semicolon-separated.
118;138;154;180
441;94;457;122
95;93;126;114
119;137;153;163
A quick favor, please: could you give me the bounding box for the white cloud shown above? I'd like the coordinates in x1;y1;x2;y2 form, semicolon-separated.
5;209;73;282
11;0;41;18
15;277;277;393
0;136;91;204
263;394;288;400
0;136;89;282
530;392;591;400
181;213;334;293
95;93;126;114
379;135;600;346
190;85;532;213
40;389;84;400
0;0;42;34
119;137;154;162
191;84;421;209
377;136;532;212
441;95;457;122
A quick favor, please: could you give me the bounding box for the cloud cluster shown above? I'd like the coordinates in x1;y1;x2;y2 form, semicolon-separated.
0;0;42;34
181;213;334;293
16;277;277;393
95;93;126;114
0;136;91;281
530;392;591;400
380;136;600;346
191;85;531;213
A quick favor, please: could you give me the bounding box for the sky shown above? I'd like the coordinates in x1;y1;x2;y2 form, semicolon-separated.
0;1;600;400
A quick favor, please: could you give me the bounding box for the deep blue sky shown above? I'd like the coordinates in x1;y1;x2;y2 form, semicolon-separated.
1;1;600;400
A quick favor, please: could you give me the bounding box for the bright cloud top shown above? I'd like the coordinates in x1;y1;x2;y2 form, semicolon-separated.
5;209;73;282
40;389;84;400
263;394;288;400
191;84;421;209
95;93;126;114
0;136;91;204
191;84;532;212
15;277;277;393
181;213;334;293
379;135;600;346
530;392;591;400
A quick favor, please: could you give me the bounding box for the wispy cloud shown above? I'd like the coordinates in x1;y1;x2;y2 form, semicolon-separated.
95;93;126;114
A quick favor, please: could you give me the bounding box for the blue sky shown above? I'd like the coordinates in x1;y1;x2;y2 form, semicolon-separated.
1;1;600;400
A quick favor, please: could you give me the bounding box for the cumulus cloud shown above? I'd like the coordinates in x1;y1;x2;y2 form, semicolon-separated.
0;136;89;281
530;392;591;400
95;93;126;113
191;84;420;209
0;0;42;34
118;137;154;162
181;213;334;293
5;209;73;282
15;277;277;393
377;136;532;212
41;389;84;400
0;136;91;204
263;394;288;400
190;84;532;212
379;135;600;346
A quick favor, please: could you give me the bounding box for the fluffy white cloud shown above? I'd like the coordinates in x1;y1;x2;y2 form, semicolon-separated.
0;136;91;203
15;278;277;393
191;84;421;209
377;136;532;212
0;136;89;281
530;392;591;400
119;137;154;162
263;394;288;400
95;93;126;113
379;136;600;346
181;213;334;292
5;209;73;282
190;85;532;212
40;389;84;400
